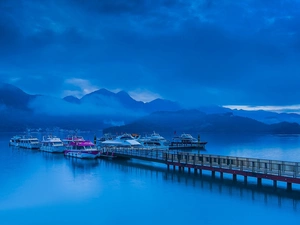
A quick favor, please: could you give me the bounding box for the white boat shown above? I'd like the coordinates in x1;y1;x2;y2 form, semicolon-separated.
64;140;101;159
9;135;22;147
137;132;169;150
170;133;207;149
40;136;65;153
100;133;142;147
97;133;114;142
18;136;41;149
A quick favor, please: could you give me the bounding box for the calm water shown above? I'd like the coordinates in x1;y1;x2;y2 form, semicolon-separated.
1;132;300;225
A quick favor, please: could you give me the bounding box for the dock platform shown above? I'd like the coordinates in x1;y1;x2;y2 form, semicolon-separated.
101;147;300;191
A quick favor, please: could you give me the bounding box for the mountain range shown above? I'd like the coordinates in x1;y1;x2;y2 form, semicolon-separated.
103;110;300;134
0;83;181;131
1;82;300;134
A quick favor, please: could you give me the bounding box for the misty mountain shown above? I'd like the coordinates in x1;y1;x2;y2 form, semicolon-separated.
0;83;37;111
2;83;300;133
63;95;80;104
228;109;300;124
0;84;181;131
196;105;300;125
68;88;182;113
103;110;300;134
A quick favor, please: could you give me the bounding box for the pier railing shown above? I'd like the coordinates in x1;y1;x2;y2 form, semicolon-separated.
167;153;300;178
102;147;300;179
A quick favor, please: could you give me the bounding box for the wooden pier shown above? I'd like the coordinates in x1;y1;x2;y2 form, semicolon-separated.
101;147;300;191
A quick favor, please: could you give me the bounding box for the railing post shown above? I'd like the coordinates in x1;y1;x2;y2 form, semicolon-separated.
264;162;268;174
200;154;203;166
193;154;196;165
240;160;243;171
278;163;281;176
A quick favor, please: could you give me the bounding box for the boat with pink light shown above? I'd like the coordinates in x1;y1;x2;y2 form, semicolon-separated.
62;135;85;146
64;140;100;159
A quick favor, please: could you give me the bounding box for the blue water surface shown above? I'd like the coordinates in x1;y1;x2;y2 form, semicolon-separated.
0;132;300;225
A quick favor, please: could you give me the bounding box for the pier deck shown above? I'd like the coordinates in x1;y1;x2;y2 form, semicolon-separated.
102;147;300;190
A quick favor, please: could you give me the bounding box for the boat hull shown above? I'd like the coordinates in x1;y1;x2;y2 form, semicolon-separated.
9;141;19;147
19;143;41;149
64;150;100;159
40;146;65;153
169;142;207;149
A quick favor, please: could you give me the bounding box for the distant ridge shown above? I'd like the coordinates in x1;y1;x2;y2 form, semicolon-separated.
103;109;300;134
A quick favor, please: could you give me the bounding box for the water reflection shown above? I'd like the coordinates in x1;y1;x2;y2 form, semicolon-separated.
101;158;300;212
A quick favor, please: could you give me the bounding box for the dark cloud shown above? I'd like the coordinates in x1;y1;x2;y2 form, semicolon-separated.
1;0;300;107
71;0;186;15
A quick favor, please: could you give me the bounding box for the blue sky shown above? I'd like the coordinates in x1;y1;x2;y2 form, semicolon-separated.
1;0;300;109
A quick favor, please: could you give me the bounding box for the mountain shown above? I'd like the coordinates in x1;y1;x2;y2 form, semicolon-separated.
0;83;37;111
145;98;182;112
103;109;300;134
63;96;80;104
2;83;300;134
0;84;182;131
227;108;300;124
79;88;181;113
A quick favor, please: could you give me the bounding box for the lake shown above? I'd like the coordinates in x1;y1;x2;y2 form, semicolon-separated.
1;131;300;224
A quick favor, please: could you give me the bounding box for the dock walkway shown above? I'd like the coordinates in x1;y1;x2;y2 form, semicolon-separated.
101;147;300;190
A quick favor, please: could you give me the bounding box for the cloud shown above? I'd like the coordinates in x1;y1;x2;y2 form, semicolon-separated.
1;0;300;108
64;78;99;98
224;104;300;114
128;89;161;102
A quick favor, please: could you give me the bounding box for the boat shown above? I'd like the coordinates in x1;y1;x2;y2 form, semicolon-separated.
9;135;22;147
62;135;85;146
169;133;207;149
40;136;65;153
96;133;114;144
64;140;101;159
100;133;142;148
137;132;169;150
18;136;41;149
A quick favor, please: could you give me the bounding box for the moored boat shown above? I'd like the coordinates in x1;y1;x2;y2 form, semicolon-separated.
137;131;169;150
9;135;22;147
18;136;41;149
40;136;65;153
64;140;101;159
62;135;85;146
100;133;142;148
170;133;207;149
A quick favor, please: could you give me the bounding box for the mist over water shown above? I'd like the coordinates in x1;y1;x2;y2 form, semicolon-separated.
1;132;300;224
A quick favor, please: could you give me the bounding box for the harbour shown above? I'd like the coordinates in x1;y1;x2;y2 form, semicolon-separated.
1;132;300;224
